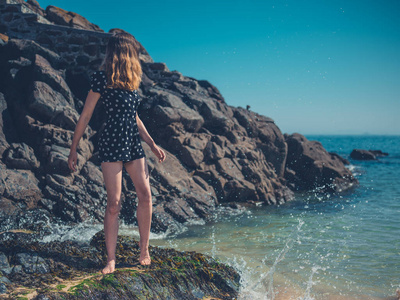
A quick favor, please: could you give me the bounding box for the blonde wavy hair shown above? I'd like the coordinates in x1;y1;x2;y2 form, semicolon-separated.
99;31;142;91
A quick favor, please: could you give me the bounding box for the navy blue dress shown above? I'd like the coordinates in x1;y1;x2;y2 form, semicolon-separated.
90;70;146;163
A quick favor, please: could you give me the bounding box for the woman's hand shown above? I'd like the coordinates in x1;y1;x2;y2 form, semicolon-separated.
68;148;78;172
150;144;166;163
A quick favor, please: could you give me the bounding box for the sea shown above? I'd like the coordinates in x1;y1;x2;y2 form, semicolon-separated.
44;135;400;299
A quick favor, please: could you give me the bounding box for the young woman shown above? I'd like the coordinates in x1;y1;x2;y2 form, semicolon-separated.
67;32;166;275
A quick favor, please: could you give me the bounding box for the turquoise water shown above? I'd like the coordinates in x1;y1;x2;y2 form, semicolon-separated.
146;135;400;299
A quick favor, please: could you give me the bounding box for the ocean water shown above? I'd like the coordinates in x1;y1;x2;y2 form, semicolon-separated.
44;135;400;299
146;135;400;299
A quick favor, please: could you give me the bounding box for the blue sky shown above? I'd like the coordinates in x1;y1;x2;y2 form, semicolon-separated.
38;0;400;135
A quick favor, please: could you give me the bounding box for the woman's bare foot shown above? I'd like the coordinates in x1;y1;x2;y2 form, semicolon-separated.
102;259;116;274
139;241;151;265
139;250;151;265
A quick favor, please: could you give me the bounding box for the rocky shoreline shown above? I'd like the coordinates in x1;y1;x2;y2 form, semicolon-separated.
0;0;360;298
0;230;240;299
0;0;359;236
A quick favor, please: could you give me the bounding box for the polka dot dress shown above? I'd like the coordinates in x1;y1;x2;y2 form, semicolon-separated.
90;70;146;163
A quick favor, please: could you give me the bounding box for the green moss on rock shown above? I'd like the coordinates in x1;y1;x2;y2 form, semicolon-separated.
0;230;240;299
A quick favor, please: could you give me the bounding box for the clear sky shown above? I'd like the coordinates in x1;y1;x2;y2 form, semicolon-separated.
37;0;400;135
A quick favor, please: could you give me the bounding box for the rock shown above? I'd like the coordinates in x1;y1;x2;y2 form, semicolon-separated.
24;0;45;17
142;142;218;233
28;81;73;123
0;252;11;275
167;132;209;168
202;100;235;133
152;104;180;125
150;88;204;132
0;282;7;294
0;231;240;299
45;6;104;32
0;206;53;236
329;152;350;165
350;149;377;160
33;54;75;106
0;163;42;209
369;149;389;157
233;107;287;177
0;93;11;156
49;108;80;131
45;144;76;175
80;161;104;186
197;79;225;102
285;133;358;193
204;140;225;161
3;39;64;69
349;149;390;161
164;195;203;224
15;253;50;274
4;142;40;170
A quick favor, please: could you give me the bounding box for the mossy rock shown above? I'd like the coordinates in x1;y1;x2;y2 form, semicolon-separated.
0;230;240;299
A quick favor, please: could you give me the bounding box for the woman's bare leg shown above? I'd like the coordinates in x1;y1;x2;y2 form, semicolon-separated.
101;161;123;274
124;157;152;265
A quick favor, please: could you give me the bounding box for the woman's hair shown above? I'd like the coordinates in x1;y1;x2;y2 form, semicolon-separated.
99;31;142;90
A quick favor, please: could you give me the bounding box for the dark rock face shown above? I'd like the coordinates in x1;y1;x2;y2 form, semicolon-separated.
350;149;389;160
284;133;358;193
0;0;358;237
4;142;40;170
369;150;389;157
0;231;240;299
45;5;103;32
329;152;350;165
350;149;377;160
0;92;12;156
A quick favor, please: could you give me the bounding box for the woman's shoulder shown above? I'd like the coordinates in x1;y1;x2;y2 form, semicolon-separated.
93;70;106;77
90;70;107;94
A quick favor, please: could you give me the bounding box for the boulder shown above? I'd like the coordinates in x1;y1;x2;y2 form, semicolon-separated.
3;39;64;69
0;93;11;156
0;163;42;209
233;107;287;177
4;142;40;170
350;149;377;160
369;150;389;157
33;54;74;105
0;252;11;275
150;88;204;132
15;253;50;274
45;6;104;32
329;152;350;165
285;133;358;193
24;0;45;16
28;81;73;123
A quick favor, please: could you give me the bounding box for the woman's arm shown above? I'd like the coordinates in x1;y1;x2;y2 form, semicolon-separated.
68;90;101;171
136;112;155;149
136;112;166;163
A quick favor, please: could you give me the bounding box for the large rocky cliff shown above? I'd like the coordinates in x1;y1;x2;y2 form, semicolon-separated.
0;0;358;236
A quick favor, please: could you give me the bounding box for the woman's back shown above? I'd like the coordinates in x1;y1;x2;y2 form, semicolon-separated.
90;70;145;163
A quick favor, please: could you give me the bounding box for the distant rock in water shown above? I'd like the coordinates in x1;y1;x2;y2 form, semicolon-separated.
0;0;359;237
284;133;358;193
350;149;389;161
0;230;239;299
368;149;389;157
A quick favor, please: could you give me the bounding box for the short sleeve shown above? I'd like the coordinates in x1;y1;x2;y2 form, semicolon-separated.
135;91;142;104
90;71;107;94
